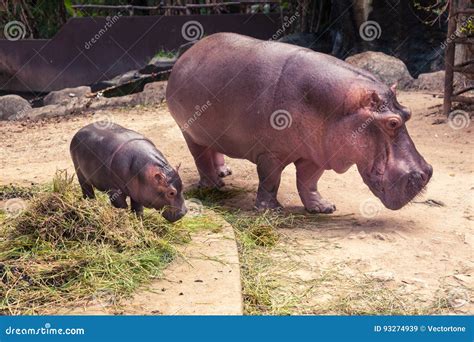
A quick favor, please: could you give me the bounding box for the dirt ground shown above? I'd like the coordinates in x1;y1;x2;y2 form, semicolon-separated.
0;91;472;314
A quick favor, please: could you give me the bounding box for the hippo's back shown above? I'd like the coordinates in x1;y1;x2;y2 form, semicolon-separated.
71;123;146;161
166;33;384;161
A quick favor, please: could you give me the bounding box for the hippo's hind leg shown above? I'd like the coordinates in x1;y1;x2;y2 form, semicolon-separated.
214;152;232;178
255;153;285;211
182;133;224;188
76;169;95;199
295;159;335;214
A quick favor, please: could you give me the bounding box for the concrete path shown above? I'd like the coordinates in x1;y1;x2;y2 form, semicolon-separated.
58;214;243;315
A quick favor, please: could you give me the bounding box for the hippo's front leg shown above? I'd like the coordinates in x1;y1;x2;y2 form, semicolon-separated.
109;190;128;209
255;154;285;211
131;198;144;217
295;159;336;214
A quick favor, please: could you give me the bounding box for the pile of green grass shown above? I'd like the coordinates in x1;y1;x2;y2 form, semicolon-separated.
0;171;216;315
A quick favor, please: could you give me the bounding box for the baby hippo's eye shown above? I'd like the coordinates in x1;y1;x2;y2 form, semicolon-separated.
167;190;176;198
386;117;402;130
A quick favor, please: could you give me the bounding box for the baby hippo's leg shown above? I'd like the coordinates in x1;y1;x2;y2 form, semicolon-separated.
131;198;144;217
295;159;336;214
76;170;95;199
109;190;128;209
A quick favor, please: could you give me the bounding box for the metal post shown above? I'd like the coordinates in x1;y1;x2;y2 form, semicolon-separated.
443;0;458;116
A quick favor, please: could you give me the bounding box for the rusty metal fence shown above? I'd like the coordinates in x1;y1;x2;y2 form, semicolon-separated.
0;14;280;93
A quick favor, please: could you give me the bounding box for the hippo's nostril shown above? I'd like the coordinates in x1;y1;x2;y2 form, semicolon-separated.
418;165;433;183
425;165;433;180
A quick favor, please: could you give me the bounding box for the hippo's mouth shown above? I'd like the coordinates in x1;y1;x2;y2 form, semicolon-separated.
361;162;432;211
162;206;188;222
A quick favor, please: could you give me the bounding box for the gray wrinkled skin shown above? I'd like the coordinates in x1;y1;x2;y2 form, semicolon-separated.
70;123;187;222
166;33;432;213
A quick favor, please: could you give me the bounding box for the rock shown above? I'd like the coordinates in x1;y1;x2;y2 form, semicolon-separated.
0;95;32;121
17;81;167;121
447;288;469;308
366;270;395;282
373;232;386;241
140;56;176;75
136;81;167;105
345;51;414;89
43;86;91;106
411;71;470;93
453;274;473;287
95;70;141;90
26;97;91;121
401;277;427;288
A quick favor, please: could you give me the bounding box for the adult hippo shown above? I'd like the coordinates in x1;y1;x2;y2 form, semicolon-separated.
166;33;432;213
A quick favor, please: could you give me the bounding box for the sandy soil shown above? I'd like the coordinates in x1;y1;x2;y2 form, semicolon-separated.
0;91;472;314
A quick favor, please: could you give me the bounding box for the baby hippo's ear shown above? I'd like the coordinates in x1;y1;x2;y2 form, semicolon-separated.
154;171;167;185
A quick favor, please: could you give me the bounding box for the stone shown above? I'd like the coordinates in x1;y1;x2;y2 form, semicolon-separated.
96;70;141;89
366;270;395;282
447;288;469;308
140;56;176;75
26;97;91;121
43;86;91;106
345;51;414;89
411;70;470;93
136;81;167;105
0;95;32;121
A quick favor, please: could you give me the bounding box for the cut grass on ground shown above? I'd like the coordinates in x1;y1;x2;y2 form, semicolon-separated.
1;182;457;315
0;171;221;315
186;187;455;315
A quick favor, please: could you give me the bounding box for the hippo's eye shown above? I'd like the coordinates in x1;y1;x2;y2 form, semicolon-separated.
386;117;402;130
167;190;176;198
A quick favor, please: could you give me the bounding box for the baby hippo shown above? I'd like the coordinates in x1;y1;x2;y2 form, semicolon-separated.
70;123;187;222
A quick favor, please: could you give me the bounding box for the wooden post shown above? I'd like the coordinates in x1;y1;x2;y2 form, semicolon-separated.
443;0;458;116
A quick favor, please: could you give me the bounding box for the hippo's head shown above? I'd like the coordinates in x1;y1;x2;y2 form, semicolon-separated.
327;85;433;210
140;163;187;222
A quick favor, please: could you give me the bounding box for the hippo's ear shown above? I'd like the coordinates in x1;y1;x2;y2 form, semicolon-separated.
360;90;382;110
390;83;398;95
154;172;167;185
